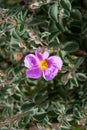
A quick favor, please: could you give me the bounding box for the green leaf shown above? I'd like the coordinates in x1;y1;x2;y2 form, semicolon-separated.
48;4;58;22
49;20;58;32
56;22;64;32
48;31;60;43
71;126;80;130
60;0;71;11
12;94;20;100
1;126;8;130
64;41;79;52
10;28;21;40
0;85;11;94
61;72;70;85
47;110;57;117
74;57;85;69
71;9;82;20
81;23;87;35
21;101;36;111
34;112;46;121
76;73;87;81
71;77;78;87
34;94;48;104
49;39;59;47
27;17;46;26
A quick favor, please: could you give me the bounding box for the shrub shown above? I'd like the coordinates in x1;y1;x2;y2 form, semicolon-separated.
0;0;87;129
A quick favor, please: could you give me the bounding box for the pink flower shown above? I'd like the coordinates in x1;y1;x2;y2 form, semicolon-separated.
24;48;63;81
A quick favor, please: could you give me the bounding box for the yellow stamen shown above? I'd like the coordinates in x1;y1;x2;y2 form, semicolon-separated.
39;60;48;70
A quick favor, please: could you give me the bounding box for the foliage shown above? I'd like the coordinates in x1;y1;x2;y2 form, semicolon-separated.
0;0;87;129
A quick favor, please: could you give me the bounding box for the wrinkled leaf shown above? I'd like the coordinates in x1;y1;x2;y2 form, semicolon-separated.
64;41;79;52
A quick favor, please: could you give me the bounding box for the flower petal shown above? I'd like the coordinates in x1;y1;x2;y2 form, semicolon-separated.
43;50;49;59
47;56;63;70
24;54;39;68
43;65;58;81
35;48;43;60
35;48;49;60
26;67;42;79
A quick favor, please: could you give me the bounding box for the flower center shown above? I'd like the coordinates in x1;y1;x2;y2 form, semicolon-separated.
39;60;48;70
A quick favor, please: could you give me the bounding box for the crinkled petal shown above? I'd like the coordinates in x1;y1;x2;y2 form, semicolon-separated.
47;56;63;70
35;48;49;60
43;50;49;59
26;67;42;79
35;48;43;60
24;54;39;68
43;65;58;81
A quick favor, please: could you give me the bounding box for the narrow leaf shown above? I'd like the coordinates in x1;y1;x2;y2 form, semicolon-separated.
48;4;58;22
64;41;79;52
